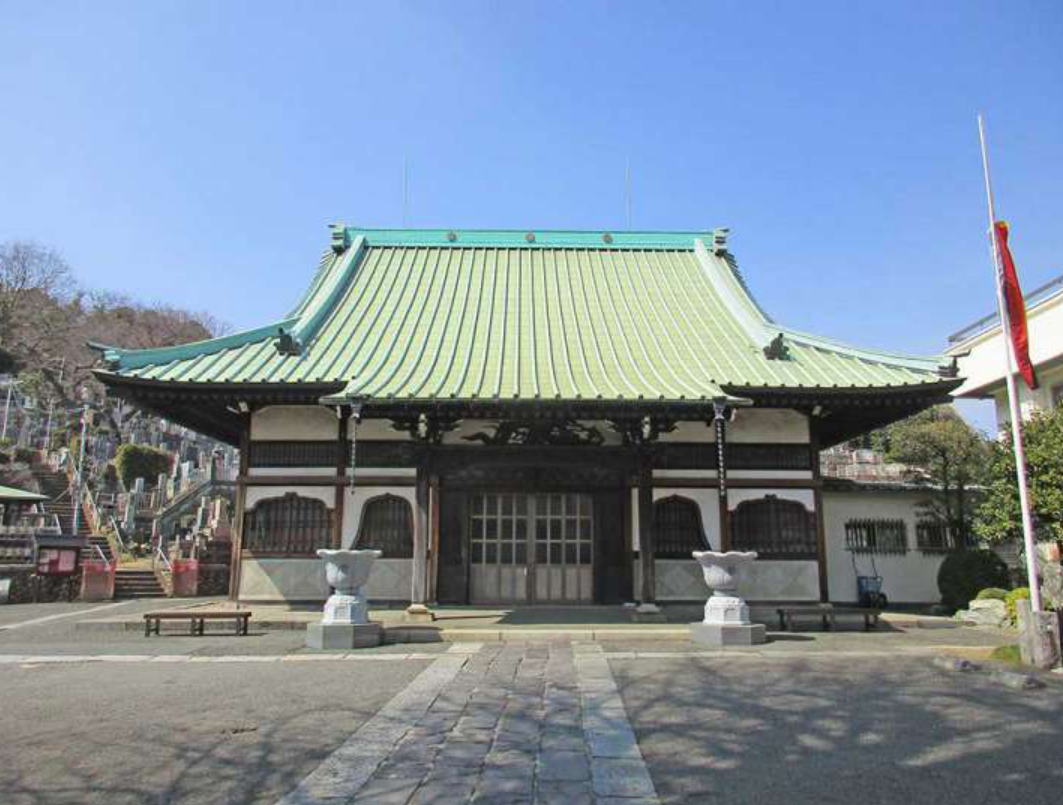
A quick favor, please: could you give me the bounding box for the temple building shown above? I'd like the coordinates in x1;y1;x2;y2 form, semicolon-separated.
94;227;961;613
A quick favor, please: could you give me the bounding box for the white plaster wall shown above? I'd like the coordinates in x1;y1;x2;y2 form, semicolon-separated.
249;467;336;477
949;291;1063;399
989;363;1063;427
657;421;714;443
729;409;808;443
634;559;819;601
822;490;946;604
238;557;411;602
245;485;334;509
354;419;413;441
251;406;337;440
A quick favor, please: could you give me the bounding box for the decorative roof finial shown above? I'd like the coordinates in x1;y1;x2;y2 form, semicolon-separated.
712;227;730;255
329;224;348;254
763;333;791;361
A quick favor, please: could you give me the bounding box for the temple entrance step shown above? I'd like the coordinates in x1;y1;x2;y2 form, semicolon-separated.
114;570;166;599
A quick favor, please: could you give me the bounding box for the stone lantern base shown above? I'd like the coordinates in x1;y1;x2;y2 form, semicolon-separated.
690;622;766;647
689;593;766;647
306;621;383;650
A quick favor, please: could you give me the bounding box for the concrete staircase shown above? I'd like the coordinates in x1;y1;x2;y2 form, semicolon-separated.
114;569;166;599
31;467;91;536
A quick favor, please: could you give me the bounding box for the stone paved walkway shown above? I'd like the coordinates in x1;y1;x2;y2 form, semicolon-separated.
278;642;658;805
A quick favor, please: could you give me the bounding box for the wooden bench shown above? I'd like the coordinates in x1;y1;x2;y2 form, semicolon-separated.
776;605;881;632
144;610;251;637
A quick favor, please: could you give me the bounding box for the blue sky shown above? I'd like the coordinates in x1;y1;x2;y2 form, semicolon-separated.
2;1;1061;431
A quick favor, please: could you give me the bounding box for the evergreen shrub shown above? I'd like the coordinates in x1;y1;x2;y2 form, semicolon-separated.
1004;587;1030;625
114;444;172;491
974;587;1009;601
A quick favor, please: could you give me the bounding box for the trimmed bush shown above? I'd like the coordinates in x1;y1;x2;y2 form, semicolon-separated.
975;587;1009;601
1005;587;1030;625
937;549;1010;610
114;443;172;491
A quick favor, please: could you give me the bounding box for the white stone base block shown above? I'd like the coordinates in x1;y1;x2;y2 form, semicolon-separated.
690;622;766;647
306;622;383;650
630;603;667;623
404;604;436;623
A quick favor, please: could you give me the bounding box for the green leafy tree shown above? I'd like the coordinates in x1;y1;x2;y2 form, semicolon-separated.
875;405;990;536
114;444;173;491
975;407;1063;545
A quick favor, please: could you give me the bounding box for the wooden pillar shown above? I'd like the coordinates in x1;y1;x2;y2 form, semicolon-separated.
810;426;830;602
332;408;350;549
228;413;251;602
411;451;430;607
637;454;656;604
429;472;440;601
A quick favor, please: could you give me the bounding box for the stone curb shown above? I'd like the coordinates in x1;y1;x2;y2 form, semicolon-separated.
74;619;692;641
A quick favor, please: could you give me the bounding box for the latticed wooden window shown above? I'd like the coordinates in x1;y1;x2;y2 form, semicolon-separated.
357;495;414;559
844;518;907;554
732;496;817;559
654;496;709;558
244;494;332;555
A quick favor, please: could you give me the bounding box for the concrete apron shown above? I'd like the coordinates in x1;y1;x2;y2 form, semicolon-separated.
73;602;941;642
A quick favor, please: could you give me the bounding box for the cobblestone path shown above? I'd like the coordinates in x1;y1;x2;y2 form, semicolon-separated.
279;642;658;805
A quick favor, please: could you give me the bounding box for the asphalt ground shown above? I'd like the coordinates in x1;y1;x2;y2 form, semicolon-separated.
614;653;1063;805
0;656;433;805
0;601;1054;805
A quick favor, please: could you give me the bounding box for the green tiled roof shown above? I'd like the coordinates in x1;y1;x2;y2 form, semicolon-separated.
95;228;948;404
0;484;47;502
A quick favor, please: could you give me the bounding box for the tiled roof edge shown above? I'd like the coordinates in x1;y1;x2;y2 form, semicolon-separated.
97;317;300;371
342;227;713;250
775;326;945;373
288;236;367;348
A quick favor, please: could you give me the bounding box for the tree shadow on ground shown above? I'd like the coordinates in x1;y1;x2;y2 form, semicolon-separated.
0;660;427;805
615;654;1063;805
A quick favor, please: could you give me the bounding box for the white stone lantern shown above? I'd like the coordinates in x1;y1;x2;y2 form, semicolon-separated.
306;548;383;649
690;550;766;646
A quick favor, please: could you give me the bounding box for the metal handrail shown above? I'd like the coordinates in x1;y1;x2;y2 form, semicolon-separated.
87;543;112;565
948;270;1063;344
153;542;174;574
108;515;128;555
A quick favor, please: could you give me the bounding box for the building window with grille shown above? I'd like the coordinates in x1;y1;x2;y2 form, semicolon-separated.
731;495;817;559
844;518;908;554
356;495;414;559
244;493;332;556
653;496;710;558
915;520;972;553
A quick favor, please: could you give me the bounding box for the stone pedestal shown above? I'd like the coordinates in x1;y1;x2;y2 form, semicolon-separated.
631;603;667;623
690;621;766;646
1017;601;1061;670
306;621;382;650
404;603;435;623
306;548;383;651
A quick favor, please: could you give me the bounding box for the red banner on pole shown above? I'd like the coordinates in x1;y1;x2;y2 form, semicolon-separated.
994;221;1038;390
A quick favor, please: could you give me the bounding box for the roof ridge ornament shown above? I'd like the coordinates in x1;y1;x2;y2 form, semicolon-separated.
763;332;791;361
275;327;302;356
712;227;730;255
330;223;349;254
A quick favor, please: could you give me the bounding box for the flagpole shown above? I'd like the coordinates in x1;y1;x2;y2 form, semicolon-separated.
977;114;1042;612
